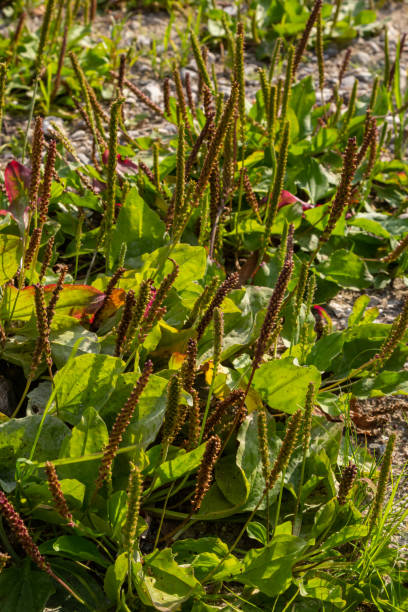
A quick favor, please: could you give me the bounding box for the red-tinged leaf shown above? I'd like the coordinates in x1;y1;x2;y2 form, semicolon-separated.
278;190;313;211
4;160;31;235
102;149;139;174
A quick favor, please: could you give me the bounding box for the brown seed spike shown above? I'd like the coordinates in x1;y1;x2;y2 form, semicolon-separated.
191;435;221;513
196;272;240;340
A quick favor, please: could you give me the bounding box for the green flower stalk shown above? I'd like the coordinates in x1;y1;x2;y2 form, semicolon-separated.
0;63;6;134
93;360;153;496
46;264;68;327
39;237;55;282
369;75;380;110
342;78;358;134
185;72;196;118
264;410;302;493
105;97;124;266
209;165;221;227
91;266;125;331
203;84;215;120
50;11;69;101
372;295;408;370
163;77;171;116
39;139;57;225
337;463;357;505
9;10;26;63
191;32;211;90
162;374;182;447
173;67;189;127
143;259;179;329
69;52;102;155
267;84;277;145
258;67;270;116
356;112;374;167
123;463;143;554
185;112;215;176
364;120;378;179
115;290;136;357
368;434;395;532
192;84;238;208
34;284;52;370
263;120;290;244
280;47;294;124
338;48;352;86
253;225;294;369
29;116;44;211
293;0;323;74
45;461;75;526
188;389;201;450
191;435;221;513
318;137;357;247
222;121;236;198
242;168;260;220
235;22;245;141
126;280;152;349
35;0;56;73
24;228;42;271
174;122;186;220
123;78;164;119
299;271;316;352
213;307;223;371
257;407;270;481
49;121;82;166
381;232;408;264
294;262;310;319
268;38;282;80
181;338;197;393
183;275;219;329
315;7;325;91
0;552;10;573
196;272;240;340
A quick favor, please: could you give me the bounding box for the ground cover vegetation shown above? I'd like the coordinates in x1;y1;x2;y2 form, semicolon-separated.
0;0;407;609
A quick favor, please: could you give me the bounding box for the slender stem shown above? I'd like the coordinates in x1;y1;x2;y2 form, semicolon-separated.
153;482;175;549
22;76;39;163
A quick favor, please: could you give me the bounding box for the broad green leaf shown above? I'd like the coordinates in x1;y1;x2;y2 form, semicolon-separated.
347;295;371;327
238;535;309;596
104;552;128;604
316;249;373;289
134;243;207;290
135;548;204;611
0;416;69;486
58;406;108;486
252;358;321;414
352;370;408;398
306;332;344;372
311;499;337;537
322;525;369;549
302;576;345;607
151;443;206;491
55;354;123;424
0;235;22;284
112;187;166;262
0;564;55;612
247;522;268;545
50;320;100;368
172;537;242;582
215;454;250;506
39;535;109;567
348;216;391;238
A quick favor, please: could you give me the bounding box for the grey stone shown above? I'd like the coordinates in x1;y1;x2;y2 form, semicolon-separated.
143;82;162;104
